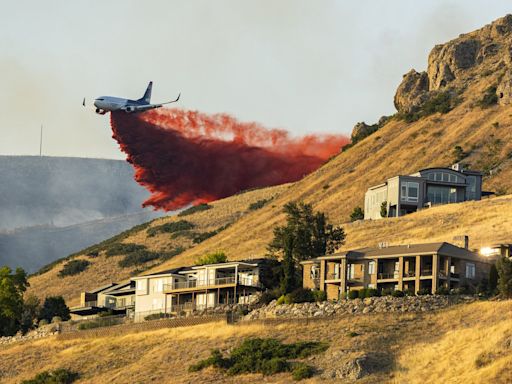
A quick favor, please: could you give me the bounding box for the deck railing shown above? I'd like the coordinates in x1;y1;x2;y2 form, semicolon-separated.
164;276;260;291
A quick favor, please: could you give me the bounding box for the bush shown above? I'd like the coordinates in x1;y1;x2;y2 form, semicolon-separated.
248;199;270;211
350;207;364;222
38;319;48;327
178;203;212;217
417;288;431;296
397;91;456;122
146;220;195;237
312;289;327;302
259;291;278;305
358;288;379;298
288;288;315;303
195;251;228;266
347;331;360;337
478;86;498;108
106;243;147;257
117;250;161;268
276;295;287;305
381;288;394;296
189;338;327;379
292;362;315;380
77;317;122;330
58;259;90;278
144;313;167;321
21;368;79;384
51;316;62;323
391;290;405;297
347;290;359;300
436;286;450;295
39;296;70;323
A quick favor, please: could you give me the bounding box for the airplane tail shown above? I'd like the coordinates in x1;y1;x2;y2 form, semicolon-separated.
139;81;153;104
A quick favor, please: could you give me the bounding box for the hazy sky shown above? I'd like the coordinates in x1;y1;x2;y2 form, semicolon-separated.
0;1;510;159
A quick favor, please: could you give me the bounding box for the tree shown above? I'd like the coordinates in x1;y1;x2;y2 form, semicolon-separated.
39;296;70;323
496;257;512;298
195;251;228;266
380;201;388;218
350;207;364;222
20;294;40;333
0;266;28;336
489;264;498;294
268;202;346;294
452;146;466;163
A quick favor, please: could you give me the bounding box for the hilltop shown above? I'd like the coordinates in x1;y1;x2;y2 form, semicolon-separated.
29;15;512;303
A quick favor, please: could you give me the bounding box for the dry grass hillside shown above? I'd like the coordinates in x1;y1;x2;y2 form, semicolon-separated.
28;16;512;303
1;300;511;383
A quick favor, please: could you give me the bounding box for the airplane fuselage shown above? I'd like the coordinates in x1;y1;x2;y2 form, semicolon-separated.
90;82;179;115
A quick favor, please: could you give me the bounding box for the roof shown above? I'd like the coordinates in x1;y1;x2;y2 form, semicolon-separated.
315;242;488;262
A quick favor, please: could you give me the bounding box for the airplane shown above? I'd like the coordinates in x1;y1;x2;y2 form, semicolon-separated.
86;82;180;114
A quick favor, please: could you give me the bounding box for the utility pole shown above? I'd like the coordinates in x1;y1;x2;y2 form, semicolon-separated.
39;125;43;157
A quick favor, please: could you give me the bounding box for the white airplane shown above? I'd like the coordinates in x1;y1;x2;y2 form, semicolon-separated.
85;82;180;114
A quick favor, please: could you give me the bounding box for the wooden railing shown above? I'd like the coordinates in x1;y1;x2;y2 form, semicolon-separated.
164;276;261;291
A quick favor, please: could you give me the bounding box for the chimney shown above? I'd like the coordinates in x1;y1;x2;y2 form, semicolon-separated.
464;235;469;249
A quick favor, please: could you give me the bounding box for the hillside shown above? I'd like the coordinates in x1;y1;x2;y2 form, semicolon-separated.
0;156;162;271
1;300;511;383
28;15;512;302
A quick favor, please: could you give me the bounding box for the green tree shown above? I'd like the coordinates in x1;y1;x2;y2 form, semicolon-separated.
380;201;388;218
489;264;498;294
195;251;228;266
496;257;512;298
0;266;28;336
452;146;466;163
268;202;346;294
350;207;364;222
20;294;41;333
39;296;70;323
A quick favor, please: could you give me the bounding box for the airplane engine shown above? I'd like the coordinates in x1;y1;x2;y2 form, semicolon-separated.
125;106;135;113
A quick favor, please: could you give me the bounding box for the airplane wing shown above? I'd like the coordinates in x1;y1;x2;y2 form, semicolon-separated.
121;93;181;113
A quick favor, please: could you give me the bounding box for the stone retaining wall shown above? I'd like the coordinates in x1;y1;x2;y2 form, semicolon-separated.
244;295;478;320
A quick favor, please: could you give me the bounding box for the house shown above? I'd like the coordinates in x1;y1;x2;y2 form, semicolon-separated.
364;164;483;219
302;242;492;300
70;280;135;320
131;259;268;321
479;243;512;259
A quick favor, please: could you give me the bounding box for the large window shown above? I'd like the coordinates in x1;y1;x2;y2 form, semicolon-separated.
400;181;419;203
427;186;457;204
427;172;462;183
368;261;376;275
465;263;476;279
136;279;147;293
466;175;477;200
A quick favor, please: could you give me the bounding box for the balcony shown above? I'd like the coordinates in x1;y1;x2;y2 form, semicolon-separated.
377;272;398;280
439;271;460;279
163;276;260;292
403;271;416;278
326;273;341;281
421;269;433;276
83;301;98;307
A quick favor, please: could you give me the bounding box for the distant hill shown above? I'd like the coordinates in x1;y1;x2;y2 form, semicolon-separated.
0;156;163;272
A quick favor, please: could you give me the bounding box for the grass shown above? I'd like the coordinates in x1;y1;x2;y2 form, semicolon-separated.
1;300;512;383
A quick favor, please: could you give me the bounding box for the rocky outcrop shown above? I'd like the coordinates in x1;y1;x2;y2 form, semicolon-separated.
395;14;512;113
244;295;477;320
0;323;60;345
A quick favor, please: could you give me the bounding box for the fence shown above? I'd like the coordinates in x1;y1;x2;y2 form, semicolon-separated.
58;313;227;340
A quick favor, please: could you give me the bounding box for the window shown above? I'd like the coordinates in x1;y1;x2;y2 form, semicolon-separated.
368;261;375;275
400;181;420;203
466;175;477;200
427;186;457;204
153;278;164;293
136;279;147;293
310;265;319;280
347;264;355;279
465;263;476;279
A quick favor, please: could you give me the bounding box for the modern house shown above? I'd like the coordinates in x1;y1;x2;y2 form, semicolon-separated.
364;164;483;220
131;259;268;321
302;242;492;300
70;280;135;320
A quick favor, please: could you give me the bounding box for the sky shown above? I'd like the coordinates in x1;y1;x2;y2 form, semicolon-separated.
0;1;511;160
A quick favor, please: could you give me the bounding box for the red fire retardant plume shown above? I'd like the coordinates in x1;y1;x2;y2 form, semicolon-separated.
110;109;349;211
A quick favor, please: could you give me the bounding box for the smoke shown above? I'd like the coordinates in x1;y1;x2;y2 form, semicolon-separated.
110;109;349;211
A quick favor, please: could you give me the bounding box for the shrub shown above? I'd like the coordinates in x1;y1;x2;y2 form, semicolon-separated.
144;313;167;321
178;203;212;217
106;243;147;257
391;290;405;297
38;319;48;327
380;201;388;218
478;86;498;108
452;145;467;163
248;199;270;211
291;362;315;381
350;207;364;222
436;286;450;295
195;251;228;266
58;259;90;277
189;338;327;379
347;290;359;300
417;288;431;295
358;288;379;298
117;250;161;268
288;288;315;303
347;331;360;337
312;289;327;302
381;288;394;296
496;256;512;298
51;316;62;323
21;368;79;384
259;291;278;305
77;317;122;330
397;91;456;122
146;220;195;237
489;264;498;294
276;295;287;305
39;296;70;323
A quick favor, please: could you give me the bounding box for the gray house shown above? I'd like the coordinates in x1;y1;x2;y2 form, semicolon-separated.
364;164;482;220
